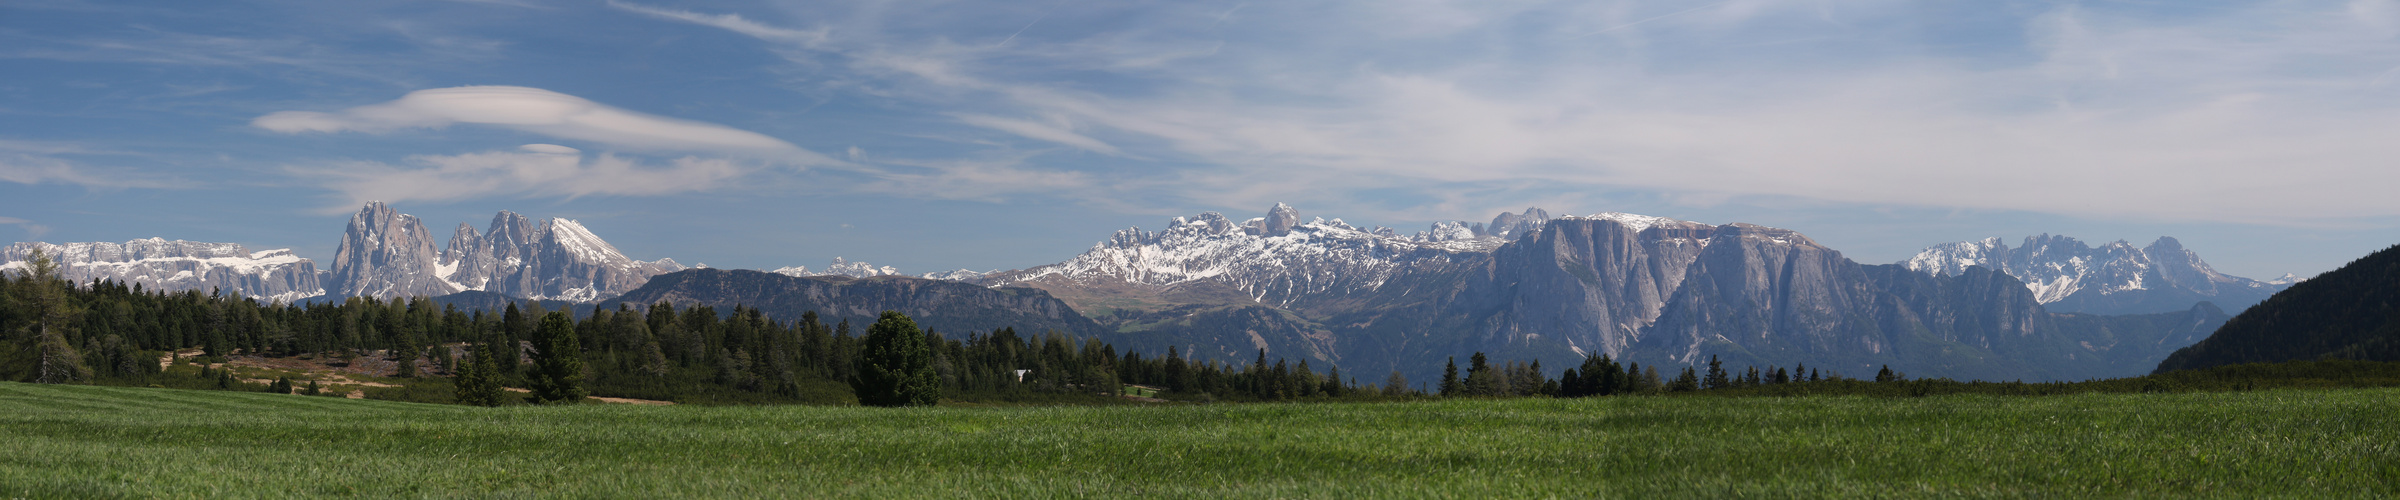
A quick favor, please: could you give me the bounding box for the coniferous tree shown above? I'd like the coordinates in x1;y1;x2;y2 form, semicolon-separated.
7;249;91;383
498;302;526;374
1671;367;1700;392
1439;357;1461;397
1464;352;1498;396
526;312;586;404
455;341;507;407
852;311;941;407
1383;370;1409;397
1703;355;1729;390
394;342;419;379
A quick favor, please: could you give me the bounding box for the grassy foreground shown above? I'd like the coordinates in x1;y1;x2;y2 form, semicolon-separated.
3;383;2395;498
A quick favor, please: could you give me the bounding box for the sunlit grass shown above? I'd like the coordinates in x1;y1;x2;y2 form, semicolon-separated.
2;382;2394;497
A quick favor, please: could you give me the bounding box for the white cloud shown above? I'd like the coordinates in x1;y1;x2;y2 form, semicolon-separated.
606;1;827;45
858;155;1098;203
295;144;750;211
0;216;49;238
951;113;1122;155
255;86;836;164
621;1;2400;225
0;152;174;189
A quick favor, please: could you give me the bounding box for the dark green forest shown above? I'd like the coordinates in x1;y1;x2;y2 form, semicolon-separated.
2156;243;2400;372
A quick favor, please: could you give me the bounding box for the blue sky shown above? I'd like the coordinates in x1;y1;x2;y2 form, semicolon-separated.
4;0;2398;279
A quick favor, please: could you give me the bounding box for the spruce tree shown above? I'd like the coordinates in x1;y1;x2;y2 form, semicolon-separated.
1703;355;1729;390
394;343;419;379
526;312;586;404
455;342;506;407
851;311;940;407
7;249;91;383
1464;352;1496;396
1439;357;1461;397
499;302;526;374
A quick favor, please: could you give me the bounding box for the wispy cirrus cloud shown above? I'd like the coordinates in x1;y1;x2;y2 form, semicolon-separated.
0;216;51;238
293;144;749;212
605;0;826;45
0;140;176;189
950;113;1122;155
255;86;837;164
613;0;2400;225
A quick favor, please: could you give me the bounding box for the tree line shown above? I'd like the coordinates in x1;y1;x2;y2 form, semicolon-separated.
10;249;2399;406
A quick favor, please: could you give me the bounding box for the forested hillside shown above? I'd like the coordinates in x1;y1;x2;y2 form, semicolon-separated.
2155;244;2400;373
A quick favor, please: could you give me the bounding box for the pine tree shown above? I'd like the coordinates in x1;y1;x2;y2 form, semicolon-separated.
394;342;419;379
851;311;941;407
8;249;91;383
455;341;507;407
1383;370;1409;397
1703;355;1729;390
1439;357;1461;397
526;312;586;404
1464;352;1498;396
498;302;526;374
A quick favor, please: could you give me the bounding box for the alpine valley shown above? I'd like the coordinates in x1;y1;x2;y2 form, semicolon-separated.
2;202;2298;383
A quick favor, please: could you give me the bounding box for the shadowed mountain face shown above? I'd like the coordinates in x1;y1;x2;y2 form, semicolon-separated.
602;269;1111;341
2156;244;2400;373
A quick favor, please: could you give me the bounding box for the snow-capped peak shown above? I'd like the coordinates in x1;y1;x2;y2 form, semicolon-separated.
1903;234;2290;312
988;203;1562;304
773;257;903;279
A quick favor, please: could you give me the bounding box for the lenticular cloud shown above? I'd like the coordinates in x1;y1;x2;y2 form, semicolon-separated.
254;86;829;163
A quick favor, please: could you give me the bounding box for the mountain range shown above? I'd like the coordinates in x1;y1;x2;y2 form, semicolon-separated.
1905;235;2294;315
3;201;2300;383
0;239;321;303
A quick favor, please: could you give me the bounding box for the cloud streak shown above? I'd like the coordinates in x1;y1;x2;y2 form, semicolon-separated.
255;86;836;164
293;144;750;212
0;216;50;238
617;0;2400;225
0;153;175;189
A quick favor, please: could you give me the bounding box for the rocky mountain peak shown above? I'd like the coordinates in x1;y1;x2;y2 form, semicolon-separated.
1486;207;1552;239
1261;203;1303;237
1904;233;2291;314
327;201;454;299
327;202;680;301
2;239;323;303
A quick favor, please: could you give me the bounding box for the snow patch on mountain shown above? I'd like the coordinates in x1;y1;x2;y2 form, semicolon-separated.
2;238;324;302
1905;234;2287;307
774;257;902;279
985;205;1591;304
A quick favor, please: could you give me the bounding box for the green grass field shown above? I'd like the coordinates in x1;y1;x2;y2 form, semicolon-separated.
3;383;2395;498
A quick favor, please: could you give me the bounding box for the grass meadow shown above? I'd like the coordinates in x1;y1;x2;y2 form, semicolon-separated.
2;382;2395;498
